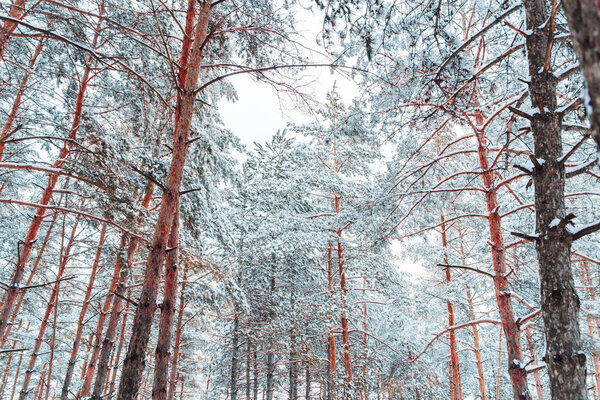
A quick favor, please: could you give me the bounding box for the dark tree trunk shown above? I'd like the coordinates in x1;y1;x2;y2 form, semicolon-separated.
151;208;180;400
522;1;588;398
115;2;212;399
562;0;600;149
231;309;240;400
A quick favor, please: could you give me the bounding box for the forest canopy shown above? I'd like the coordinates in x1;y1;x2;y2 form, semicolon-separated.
0;1;599;400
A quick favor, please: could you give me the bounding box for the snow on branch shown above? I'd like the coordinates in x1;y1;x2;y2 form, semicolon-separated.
569;219;600;240
434;4;522;79
436;263;494;278
0;198;144;240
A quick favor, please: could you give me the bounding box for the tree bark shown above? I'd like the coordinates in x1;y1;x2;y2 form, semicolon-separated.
522;1;588;398
151;208;180;400
440;216;463;400
466;285;488;400
0;0;27;61
116;2;212;398
168;266;187;400
60;223;106;400
19;211;82;400
562;0;600;149
0;8;102;341
231;307;240;400
79;234;128;397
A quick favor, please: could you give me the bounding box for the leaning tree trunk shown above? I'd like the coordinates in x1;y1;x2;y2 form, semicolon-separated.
521;1;588;398
116;2;212;398
562;0;600;150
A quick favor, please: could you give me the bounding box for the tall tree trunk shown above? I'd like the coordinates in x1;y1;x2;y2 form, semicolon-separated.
0;206;59;348
109;299;130;395
522;1;588;398
335;195;352;384
116;3;212;398
168;266;187;400
562;0;600;149
440;216;462;400
266;259;276;400
60;224;107;400
524;328;544;400
0;320;22;395
305;364;311;400
470;109;530;399
151;208;180;400
246;341;251;400
326;244;337;400
9;323;28;400
0;8;102;340
231;308;240;400
252;343;258;400
0;0;27;61
19;211;82;400
466;285;488;400
79;234;128;397
289;291;298;400
580;261;600;396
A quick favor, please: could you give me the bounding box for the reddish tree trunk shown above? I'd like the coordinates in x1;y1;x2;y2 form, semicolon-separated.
0;207;59;348
470;109;530;399
168;266;188;400
0;36;44;162
440;216;462;400
109;298;130;395
524;328;544;400
152;209;180;400
19;211;82;400
79;234;128;397
326;243;337;400
0;0;27;61
116;3;212;398
59;223;106;400
0;12;102;340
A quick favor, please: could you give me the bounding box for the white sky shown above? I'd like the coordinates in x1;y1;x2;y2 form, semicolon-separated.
217;4;361;150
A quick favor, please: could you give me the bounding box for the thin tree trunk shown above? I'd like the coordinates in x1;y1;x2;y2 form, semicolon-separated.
326;244;337;400
0;206;58;348
246;342;251;400
151;208;180;400
116;3;212;398
0;8;103;340
524;328;544;400
60;224;107;400
495;328;503;400
253;343;258;400
306;364;311;400
466;285;488;400
168;266;187;400
289;291;298;400
440;216;462;400
0;320;22;396
231;308;240;400
9;322;28;400
522;1;588;398
19;210;82;400
45;278;60;400
79;234;128;397
561;0;600;149
0;35;44;162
